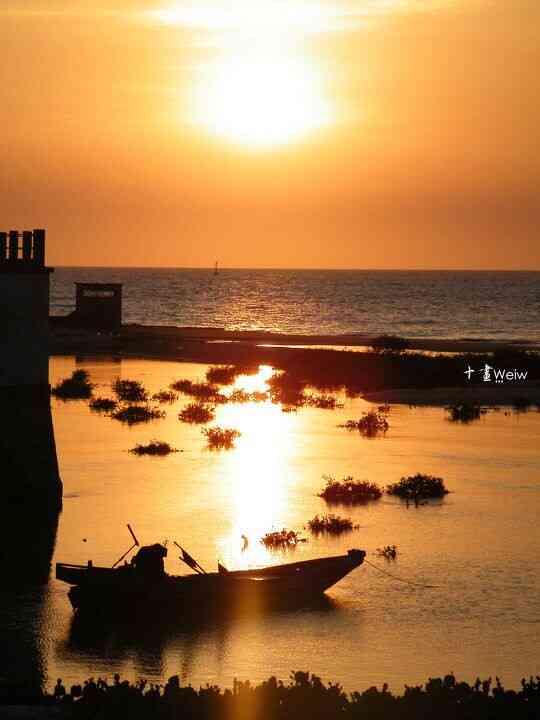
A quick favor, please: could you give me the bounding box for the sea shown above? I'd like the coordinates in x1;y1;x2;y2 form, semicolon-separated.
50;268;540;341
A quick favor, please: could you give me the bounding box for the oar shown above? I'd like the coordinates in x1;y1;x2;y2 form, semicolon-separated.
112;523;140;568
174;541;207;574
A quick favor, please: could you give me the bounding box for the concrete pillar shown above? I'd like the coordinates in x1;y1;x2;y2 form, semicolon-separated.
0;229;62;513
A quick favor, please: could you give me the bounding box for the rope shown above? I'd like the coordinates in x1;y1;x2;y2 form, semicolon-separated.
364;558;437;588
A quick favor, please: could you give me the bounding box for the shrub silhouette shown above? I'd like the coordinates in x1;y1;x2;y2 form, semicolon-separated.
34;670;540;720
319;476;382;504
52;370;93;400
202;426;241;449
387;473;449;502
151;389;178;404
129;440;178;456
170;379;227;403
112;379;148;402
307;514;356;535
89;397;117;412
111;405;165;425
304;394;343;409
261;529;304;548
340;411;389;437
179;403;215;424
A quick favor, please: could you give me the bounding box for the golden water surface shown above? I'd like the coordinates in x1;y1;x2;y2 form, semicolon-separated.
27;357;540;691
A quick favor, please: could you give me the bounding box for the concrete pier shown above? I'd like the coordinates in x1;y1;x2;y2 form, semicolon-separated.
0;229;62;513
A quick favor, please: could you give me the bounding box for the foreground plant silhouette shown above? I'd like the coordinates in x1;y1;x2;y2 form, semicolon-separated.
34;670;540;720
52;370;93;400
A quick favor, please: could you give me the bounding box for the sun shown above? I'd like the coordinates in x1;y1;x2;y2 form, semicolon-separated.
191;48;333;148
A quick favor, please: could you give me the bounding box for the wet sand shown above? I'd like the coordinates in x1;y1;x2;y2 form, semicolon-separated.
363;386;540;406
50;323;538;358
49;324;540;406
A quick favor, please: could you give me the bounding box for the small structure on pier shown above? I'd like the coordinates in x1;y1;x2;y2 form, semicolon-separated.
0;228;62;512
53;282;122;332
74;282;122;331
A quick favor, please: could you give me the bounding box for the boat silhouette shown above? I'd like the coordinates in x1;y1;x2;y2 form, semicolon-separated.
56;527;365;617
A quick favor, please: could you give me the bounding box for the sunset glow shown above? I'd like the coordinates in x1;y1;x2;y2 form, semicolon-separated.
191;49;333;148
2;0;539;267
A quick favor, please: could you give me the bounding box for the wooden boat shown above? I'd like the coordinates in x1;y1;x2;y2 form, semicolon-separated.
56;545;365;615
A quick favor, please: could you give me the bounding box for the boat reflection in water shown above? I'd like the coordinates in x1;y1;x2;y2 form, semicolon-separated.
58;590;341;683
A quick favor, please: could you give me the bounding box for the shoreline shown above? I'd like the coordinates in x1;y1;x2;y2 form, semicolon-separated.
50;324;540;407
50;323;540;356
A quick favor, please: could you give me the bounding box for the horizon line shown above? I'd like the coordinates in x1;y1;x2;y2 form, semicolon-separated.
49;264;540;272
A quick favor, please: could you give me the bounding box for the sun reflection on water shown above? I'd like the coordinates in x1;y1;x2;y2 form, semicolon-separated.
229;364;274;393
214;365;299;569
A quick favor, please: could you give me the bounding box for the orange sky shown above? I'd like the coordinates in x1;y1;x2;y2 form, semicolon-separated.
1;0;539;268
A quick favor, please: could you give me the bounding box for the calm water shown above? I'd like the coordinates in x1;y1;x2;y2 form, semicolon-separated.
51;268;540;340
6;357;540;693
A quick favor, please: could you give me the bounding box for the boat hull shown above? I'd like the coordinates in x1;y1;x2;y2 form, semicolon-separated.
57;550;365;616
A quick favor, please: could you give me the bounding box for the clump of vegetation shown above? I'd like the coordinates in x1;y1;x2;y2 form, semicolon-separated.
387;473;449;503
111;405;165;426
340;410;389;437
249;390;269;403
446;403;486;423
227;389;252;403
206;365;239;385
370;334;410;352
202;426;241;449
89;397;117;412
170;379;193;393
179;403;215;424
152;389;178;404
206;364;259;385
129;440;178;456
206;365;259;385
304;394;343;410
319;475;383;504
267;371;308;407
112;378;148;402
52;369;93;400
281;405;298;413
307;514;356;535
170;379;227;403
261;529;305;549
376;545;398;560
